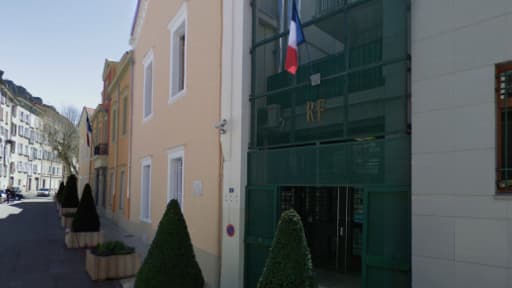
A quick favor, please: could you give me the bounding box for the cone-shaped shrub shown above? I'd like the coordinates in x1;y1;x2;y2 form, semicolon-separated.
62;174;79;208
257;209;316;288
71;183;100;232
55;182;65;204
134;199;204;288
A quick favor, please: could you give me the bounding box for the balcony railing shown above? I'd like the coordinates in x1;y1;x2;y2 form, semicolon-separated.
94;144;108;156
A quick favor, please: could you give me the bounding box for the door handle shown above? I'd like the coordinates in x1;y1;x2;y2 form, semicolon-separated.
339;226;344;236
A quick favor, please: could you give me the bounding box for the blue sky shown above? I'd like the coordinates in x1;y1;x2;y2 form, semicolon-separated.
0;0;138;111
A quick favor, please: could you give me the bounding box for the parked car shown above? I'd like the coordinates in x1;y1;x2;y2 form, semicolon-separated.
1;188;23;201
37;188;50;197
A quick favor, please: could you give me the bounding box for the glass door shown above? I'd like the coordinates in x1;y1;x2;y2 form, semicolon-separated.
280;186;363;275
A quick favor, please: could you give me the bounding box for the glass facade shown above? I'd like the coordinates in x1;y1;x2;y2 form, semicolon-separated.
247;0;411;287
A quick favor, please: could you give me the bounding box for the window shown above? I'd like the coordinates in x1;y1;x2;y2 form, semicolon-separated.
140;157;151;221
109;171;115;206
168;3;187;100
143;50;154;120
497;63;512;192
122;96;128;135
168;147;184;208
119;170;125;210
111;109;117;143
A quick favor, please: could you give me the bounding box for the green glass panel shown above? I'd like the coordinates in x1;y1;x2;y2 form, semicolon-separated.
363;187;410;288
246;187;279;240
245;243;270;288
249;135;410;187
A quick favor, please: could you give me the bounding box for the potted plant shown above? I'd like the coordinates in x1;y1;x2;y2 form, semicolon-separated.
257;209;316;288
61;212;76;229
61;175;79;216
65;183;103;248
86;241;141;281
134;200;204;288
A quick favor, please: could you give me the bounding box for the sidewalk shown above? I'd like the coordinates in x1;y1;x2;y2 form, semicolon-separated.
99;214;150;288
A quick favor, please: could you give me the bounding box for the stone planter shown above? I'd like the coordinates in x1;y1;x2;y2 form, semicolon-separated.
60;207;77;217
65;231;103;248
61;215;74;229
86;249;141;280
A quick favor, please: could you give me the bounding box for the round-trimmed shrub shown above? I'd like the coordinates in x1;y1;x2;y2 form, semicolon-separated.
257;209;316;288
55;182;65;204
71;183;100;232
134;199;204;288
62;175;79;208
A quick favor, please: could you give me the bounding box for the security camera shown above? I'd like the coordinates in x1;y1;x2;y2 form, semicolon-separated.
214;119;228;134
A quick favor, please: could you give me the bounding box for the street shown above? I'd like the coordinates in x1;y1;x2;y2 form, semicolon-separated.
0;196;120;288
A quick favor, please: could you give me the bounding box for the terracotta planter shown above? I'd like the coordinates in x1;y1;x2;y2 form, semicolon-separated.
86;249;141;280
60;207;77;216
61;216;74;229
65;231;103;248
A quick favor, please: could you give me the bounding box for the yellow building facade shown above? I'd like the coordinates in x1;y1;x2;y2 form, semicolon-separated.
129;0;222;286
105;51;133;221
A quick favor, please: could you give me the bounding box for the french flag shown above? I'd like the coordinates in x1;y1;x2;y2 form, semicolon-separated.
285;0;305;75
86;113;92;147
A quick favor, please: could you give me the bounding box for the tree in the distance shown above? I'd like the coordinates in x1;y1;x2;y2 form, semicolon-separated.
41;105;79;176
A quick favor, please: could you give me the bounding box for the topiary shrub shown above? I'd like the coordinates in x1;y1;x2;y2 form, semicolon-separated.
257;209;316;288
134;199;204;288
62;175;79;208
55;182;65;204
71;183;100;232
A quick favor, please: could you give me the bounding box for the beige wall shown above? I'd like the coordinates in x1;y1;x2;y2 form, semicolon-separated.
130;0;222;285
78;108;92;197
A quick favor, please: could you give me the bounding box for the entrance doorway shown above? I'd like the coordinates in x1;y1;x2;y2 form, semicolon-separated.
280;186;363;287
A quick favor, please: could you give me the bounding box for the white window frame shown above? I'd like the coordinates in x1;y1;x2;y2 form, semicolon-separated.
142;49;154;122
112;109;117;143
167;146;185;210
168;3;188;103
109;171;115;206
119;169;125;210
140;157;152;222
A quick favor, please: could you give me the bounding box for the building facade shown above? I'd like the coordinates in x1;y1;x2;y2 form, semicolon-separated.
129;0;223;286
221;0;410;287
90;103;109;208
78;107;95;196
411;2;512;288
0;74;64;194
105;51;133;223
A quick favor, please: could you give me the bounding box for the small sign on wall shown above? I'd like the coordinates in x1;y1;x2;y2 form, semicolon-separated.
192;180;203;196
